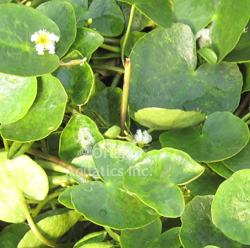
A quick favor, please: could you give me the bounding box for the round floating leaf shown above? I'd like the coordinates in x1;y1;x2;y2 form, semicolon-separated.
197;48;217;64
223;140;250;172
37;1;76;58
186;166;224;196
18;209;81;247
0;4;60;77
118;0;172;28
212;169;250;245
207;162;233;179
160;112;249;162
135;108;206;131
1;74;67;142
68;27;104;59
120;218;162;248
174;0;250;61
85;88;122;127
0;223;30;248
71;140;159;229
129;24;242;118
79;0;124;37
53;51;95;105
59;114;104;163
123;148;204;217
180;195;245;248
0;73;37;124
0;152;49;222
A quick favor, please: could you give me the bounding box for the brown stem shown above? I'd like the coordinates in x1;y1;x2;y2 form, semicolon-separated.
27;148;90;180
234;92;250;116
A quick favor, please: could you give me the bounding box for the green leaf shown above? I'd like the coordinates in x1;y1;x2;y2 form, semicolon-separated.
135;108;206;131
207;162;233;179
68;27;104;59
120;218;162;248
74;243;113;248
118;0;172;28
73;231;107;247
174;0;250;61
129;24;242;118
197;48;217;64
53;51;95;105
1;74;67;142
180;195;245;248
242;63;250;93
223;140;250;172
0;223;30;248
211;170;250;245
71;140;159;229
0;4;60;77
0;73;37;124
0;0;11;3
59;114;104;163
160;112;249;162
58;186;76;209
79;0;124;37
224;21;250;63
186;166;224;196
123;148;204;217
84;88;122;127
36;1;76;58
0;152;48;222
18;209;81;247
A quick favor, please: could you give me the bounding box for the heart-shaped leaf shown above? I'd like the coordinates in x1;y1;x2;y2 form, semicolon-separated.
0;152;48;222
71;140;159;229
18;209;81;247
53;51;95;105
186;166;224;196
123;148;204;217
84;88;122;127
0;73;37;124
1;74;67;142
129;24;242;118
211;169;250;245
68;27;104;59
59;114;104;163
223;140;250;172
118;0;172;29
37;1;76;58
0;4;60;77
160;112;249;162
78;0;124;37
174;0;250;61
180;195;245;248
0;223;30;248
134;108;206;131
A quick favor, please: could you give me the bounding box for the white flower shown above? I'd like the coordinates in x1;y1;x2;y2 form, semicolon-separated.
195;28;210;48
31;29;59;55
133;129;152;146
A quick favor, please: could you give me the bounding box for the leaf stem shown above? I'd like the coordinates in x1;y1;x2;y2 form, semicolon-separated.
121;5;135;65
104;37;120;45
32;190;64;218
111;73;122;88
234;92;250;116
120;58;131;135
2;138;9;151
100;43;121;53
241;112;250;122
246;119;250;126
89;64;124;74
27;148;90;180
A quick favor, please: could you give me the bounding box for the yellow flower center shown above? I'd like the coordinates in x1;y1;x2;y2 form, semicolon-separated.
36;33;49;45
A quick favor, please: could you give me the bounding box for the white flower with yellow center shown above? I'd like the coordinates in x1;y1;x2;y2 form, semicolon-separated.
31;29;59;55
133;129;152;148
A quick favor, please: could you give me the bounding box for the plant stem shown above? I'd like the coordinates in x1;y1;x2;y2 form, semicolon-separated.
120;58;131;135
32;190;63;218
41;139;48;153
104;37;120;45
246;119;250;126
100;43;121;53
234;92;250;116
242;112;250;122
121;5;135;65
2;138;9;151
111;73;122;88
89;64;124;74
27;148;90;180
